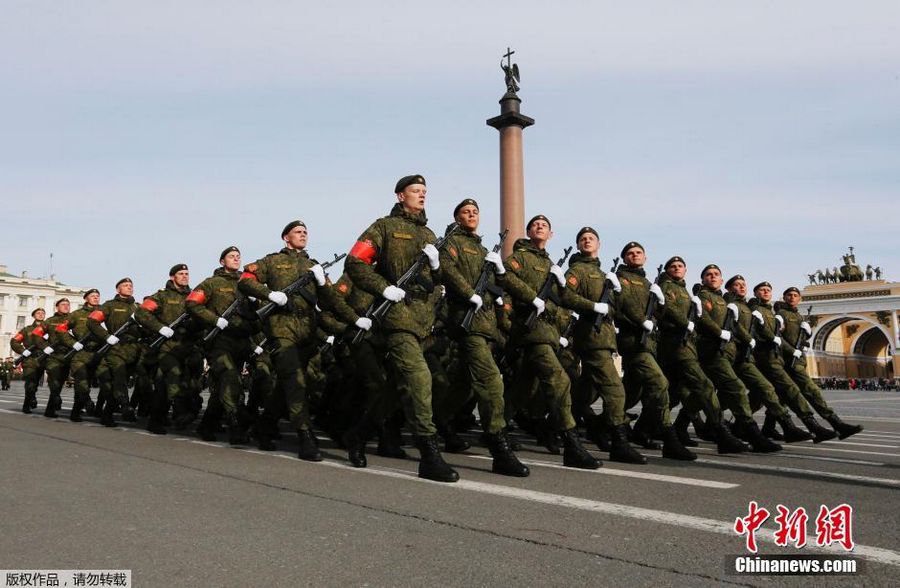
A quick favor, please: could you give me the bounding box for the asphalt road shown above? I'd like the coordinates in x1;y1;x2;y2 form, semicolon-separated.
1;383;898;587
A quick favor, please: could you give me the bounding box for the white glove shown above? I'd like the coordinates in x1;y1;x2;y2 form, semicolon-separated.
642;319;655;332
531;297;546;316
159;326;175;339
43;346;54;355
687;321;695;333
751;310;764;325
571;311;580;320
355;317;372;331
106;335;119;346
382;285;406;302
22;349;32;357
73;342;84;351
215;317;229;330
268;291;288;306
800;321;811;336
559;336;569;349
727;303;739;321
607;273;622;292
793;349;803;359
773;336;782;346
468;293;483;312
649;283;665;305
494;296;504;306
485;251;505;275
775;315;784;328
422;244;440;270
719;330;732;342
305;264;324;287
593;302;609;316
750;339;756;349
326;335;335;345
43;333;50;340
253;345;264;356
692;296;703;316
549;264;566;287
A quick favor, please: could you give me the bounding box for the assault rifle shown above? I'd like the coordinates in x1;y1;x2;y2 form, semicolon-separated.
461;228;508;333
523;246;574;329
720;296;740;353
789;305;814;368
149;311;192;350
640;265;665;346
93;315;138;358
256;253;346;321
593;256;620;332
351;223;461;344
202;293;248;343
682;283;702;345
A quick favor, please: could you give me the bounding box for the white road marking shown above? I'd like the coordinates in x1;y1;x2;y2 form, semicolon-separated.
691;458;900;488
820;441;898;449
690;445;889;466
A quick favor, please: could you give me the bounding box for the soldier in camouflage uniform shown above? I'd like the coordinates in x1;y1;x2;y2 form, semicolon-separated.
615;242;696;460
43;298;74;418
60;289;103;421
239;220;335;459
778;287;863;439
502;214;600;469
345;175;461;482
559;227;647;464
749;282;836;443
724;276;814;443
11;308;49;414
695;265;780;452
433;198;529;476
0;358;11;390
88;278;140;427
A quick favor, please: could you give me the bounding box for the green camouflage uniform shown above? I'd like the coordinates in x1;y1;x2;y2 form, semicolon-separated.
44;310;73;413
88;295;140;409
63;303;102;412
11;320;48;409
778;303;836;420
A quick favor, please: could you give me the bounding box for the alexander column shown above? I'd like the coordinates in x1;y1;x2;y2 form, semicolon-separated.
487;48;534;257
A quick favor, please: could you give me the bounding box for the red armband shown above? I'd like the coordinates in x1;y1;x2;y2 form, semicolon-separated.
240;272;258;281
13;333;24;343
55;321;70;333
349;239;377;265
32;326;45;337
89;310;106;322
140;298;159;312
185;290;207;304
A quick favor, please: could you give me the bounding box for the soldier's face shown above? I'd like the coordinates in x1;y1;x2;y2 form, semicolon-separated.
784;291;801;307
666;261;686;280
578;233;599;257
86;292;100;306
284;225;308;250
623;247;645;268
117;282;133;297
221;251;242;271
728;279;747;297
702;268;722;289
398;184;426;213
57;300;71;314
527;220;552;246
455;204;479;231
33;310;46;321
755;286;772;303
172;269;190;288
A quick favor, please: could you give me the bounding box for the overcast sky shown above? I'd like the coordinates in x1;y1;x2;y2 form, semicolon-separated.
2;1;898;298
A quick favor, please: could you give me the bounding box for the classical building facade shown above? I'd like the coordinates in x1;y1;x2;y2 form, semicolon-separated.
0;264;88;357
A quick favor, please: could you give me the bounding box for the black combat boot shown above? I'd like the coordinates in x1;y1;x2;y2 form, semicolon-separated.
487;431;530;477
761;413;785;441
227;415;249;446
146;416;167;435
742;420;782;453
343;421;372;468
825;414;864;440
120;405;137;423
661;426;697;461
22;392;35;414
673;411;698;447
778;415;813;443
438;423;470;454
376;425;408;459
254;415;277;451
100;402;117;427
713;420;749;454
562;428;602;469
415;435;459;482
536;416;561;455
587;417;612;452
297;428;323;462
800;415;837;443
69;398;84;423
44;393;60;418
610;424;648;464
691;415;717;442
630;410;662;450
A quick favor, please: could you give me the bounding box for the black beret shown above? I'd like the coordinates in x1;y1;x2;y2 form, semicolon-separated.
115;277;132;288
219;245;240;261
753;281;772;292
725;274;745;289
453;198;479;217
31;308;44;317
395;174;426;193
620;241;644;258
783;286;800;296
701;264;721;278
55;298;69;307
527;214;551;231
169;264;188;277
281;220;306;238
664;256;685;269
576;226;598;242
82;288;99;299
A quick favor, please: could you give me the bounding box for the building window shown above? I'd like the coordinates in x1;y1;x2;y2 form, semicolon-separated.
18;296;29;308
38;296;46;307
16;316;26;330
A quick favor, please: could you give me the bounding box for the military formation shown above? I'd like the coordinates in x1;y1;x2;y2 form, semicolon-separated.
8;175;865;483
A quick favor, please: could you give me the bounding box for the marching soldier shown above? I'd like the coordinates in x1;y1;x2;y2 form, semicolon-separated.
559;227;647;464
0;358;11;390
43;298;74;418
61;289;103;421
11;308;49;414
501;214;600;469
778;287;863;439
239;220;334;459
